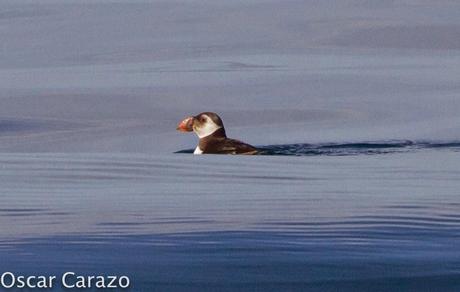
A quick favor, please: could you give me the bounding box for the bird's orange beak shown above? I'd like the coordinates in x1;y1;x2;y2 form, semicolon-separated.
176;116;194;132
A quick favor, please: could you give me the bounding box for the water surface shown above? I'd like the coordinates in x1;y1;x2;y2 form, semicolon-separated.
1;151;459;291
1;1;460;291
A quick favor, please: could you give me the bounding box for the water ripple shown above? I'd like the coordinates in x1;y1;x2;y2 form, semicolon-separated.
177;140;460;156
0;152;459;291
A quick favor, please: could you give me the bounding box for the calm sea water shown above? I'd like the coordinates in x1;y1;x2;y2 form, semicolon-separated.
1;147;459;291
2;1;460;291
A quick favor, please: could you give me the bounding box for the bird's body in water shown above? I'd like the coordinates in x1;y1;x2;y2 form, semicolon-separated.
177;112;258;155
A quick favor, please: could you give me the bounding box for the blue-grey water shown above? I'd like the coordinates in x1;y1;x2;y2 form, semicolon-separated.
1;148;460;291
2;0;460;291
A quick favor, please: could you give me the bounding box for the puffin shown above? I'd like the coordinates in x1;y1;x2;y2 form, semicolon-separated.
176;112;258;155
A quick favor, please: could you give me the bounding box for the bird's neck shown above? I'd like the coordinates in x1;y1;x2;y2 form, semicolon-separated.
199;127;226;140
198;128;227;150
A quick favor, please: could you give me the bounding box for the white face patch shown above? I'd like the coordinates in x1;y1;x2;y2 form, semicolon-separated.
193;115;221;138
193;146;203;154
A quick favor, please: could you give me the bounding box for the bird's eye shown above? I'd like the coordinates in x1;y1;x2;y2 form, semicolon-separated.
200;117;205;122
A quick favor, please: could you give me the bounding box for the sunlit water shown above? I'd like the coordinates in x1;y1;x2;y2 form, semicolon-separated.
1;148;460;291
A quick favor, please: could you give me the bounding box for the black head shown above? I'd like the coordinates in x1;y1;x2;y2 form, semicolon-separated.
177;112;226;138
195;112;224;128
